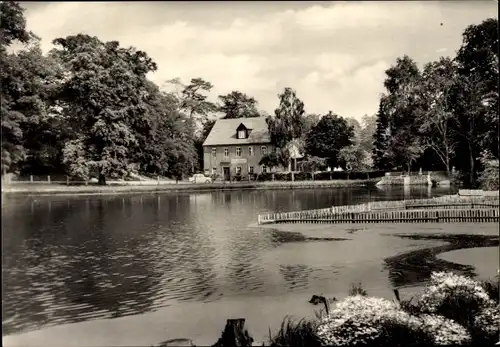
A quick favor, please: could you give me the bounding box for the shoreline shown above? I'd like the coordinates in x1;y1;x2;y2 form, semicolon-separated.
1;179;377;196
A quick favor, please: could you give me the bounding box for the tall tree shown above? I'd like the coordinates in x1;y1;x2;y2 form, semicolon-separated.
418;57;458;176
305;111;354;168
452;18;499;187
266;87;307;170
52;34;158;184
180;78;217;124
340;117;373;171
135;81;196;178
359;114;377;154
0;2;54;174
372;97;392;170
380;55;426;173
0;1;34;50
302;113;321;134
218;91;260;119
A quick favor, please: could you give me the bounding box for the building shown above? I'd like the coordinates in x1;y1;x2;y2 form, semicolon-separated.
202;117;275;180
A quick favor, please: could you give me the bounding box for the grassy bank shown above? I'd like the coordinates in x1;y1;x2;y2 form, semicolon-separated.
207;272;499;347
1;179;378;196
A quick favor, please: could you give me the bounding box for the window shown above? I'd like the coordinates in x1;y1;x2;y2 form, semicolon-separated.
261;166;268;173
236;147;241;156
248;146;253;156
238;130;246;139
211;148;217;158
261;146;267;155
224;148;229;157
249;166;254;174
236;166;242;175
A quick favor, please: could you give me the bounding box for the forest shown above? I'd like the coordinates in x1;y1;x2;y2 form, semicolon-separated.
1;2;498;187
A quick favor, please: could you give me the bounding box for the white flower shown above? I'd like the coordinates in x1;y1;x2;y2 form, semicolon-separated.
474;304;500;337
420;314;471;345
416;272;492;313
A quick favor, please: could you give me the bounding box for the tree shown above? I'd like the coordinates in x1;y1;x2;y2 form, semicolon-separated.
52;34;158;184
359;114;377;154
0;1;34;50
300;156;327;173
379;55;426;173
0;2;59;175
303;113;321;134
266;87;307;170
345;118;361;136
170;77;217;173
372;98;392;170
452;18;499;187
218;91;260;119
305;111;354;168
340;117;373;171
417;57;458;176
193;118;217;172
180;78;217;124
478;150;499;191
449;72;493;187
136;81;196;178
259;153;281;171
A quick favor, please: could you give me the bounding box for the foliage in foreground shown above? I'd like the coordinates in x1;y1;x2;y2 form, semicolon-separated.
266;272;499;346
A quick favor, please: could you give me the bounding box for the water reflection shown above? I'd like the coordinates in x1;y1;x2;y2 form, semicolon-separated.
3;187;459;335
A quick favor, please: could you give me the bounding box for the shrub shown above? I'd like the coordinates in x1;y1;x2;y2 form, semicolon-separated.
293;172;312;181
412;271;499;345
315;295;438;346
348;282;368;297
268;316;322;347
257;173;273;181
315;294;472;346
478;150;499;191
480;276;499;304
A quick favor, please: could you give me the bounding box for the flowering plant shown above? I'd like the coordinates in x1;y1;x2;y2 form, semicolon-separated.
315;295;471;346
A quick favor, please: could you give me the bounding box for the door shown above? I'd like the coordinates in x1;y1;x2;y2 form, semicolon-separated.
223;167;230;181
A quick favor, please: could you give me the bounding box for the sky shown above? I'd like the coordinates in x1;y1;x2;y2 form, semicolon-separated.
21;1;497;121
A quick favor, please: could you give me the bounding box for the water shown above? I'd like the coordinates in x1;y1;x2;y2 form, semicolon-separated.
2;186;498;346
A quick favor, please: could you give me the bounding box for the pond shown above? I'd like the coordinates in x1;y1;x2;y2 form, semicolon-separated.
2;186;498;346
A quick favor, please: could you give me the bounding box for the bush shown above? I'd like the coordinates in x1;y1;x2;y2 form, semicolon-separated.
348;282;368;297
268;316;322;347
480;276;499;304
478;150;499;191
315;295;445;346
410;271;499;345
257;173;273;181
293;172;312;181
252;170;386;182
266;272;497;347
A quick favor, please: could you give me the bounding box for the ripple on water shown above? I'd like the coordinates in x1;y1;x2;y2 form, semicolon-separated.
3;188;487;339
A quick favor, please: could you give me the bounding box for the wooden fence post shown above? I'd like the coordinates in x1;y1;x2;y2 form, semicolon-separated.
157;176;160;185
30;175;33;183
66;176;69;186
47;175;51;184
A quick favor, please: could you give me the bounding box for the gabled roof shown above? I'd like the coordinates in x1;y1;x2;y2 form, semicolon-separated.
203;117;271;146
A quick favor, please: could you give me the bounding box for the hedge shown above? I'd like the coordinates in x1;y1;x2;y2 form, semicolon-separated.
256;170;387;182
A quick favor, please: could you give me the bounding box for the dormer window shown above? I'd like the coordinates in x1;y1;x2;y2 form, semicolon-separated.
236;123;249;139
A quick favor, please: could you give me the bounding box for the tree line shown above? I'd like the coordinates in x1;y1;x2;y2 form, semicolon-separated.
372;18;498;188
1;2;497;187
